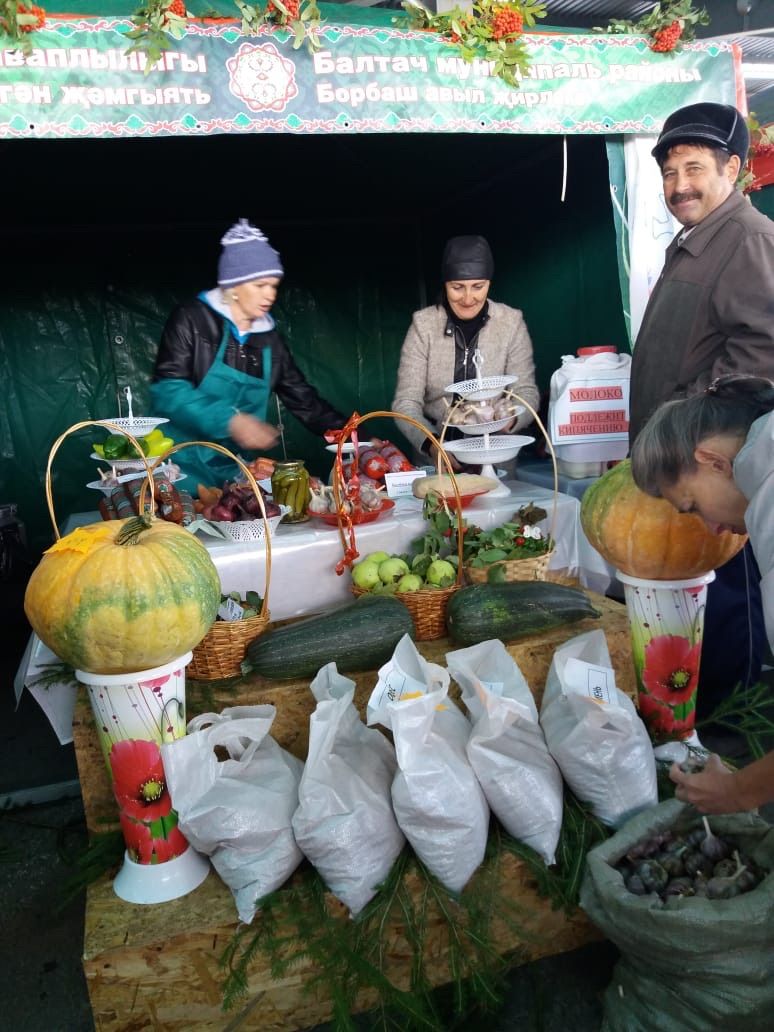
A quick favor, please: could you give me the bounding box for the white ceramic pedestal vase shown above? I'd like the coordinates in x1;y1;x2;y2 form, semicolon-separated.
75;652;209;904
617;572;715;746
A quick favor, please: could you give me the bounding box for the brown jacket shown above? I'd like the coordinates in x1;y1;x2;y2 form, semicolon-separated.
629;190;774;442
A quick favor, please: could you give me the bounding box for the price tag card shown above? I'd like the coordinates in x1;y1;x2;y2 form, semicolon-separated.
218;597;245;622
562;656;618;707
383;469;427;499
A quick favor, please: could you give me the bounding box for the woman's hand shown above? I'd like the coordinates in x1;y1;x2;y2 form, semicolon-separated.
432;446;462;472
229;412;280;450
669;754;738;814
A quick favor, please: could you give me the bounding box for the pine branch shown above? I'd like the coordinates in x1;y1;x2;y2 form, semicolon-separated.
696;680;774;760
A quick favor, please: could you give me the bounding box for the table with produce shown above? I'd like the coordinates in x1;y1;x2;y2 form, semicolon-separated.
20;400;774;1032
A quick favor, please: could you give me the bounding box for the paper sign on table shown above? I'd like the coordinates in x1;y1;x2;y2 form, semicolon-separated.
383;469;427;498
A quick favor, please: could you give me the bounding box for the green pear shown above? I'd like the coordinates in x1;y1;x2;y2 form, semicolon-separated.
396;573;423;593
351;560;381;591
363;551;391;566
378;557;410;584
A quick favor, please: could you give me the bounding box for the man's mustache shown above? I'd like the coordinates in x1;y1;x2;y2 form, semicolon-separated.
669;191;701;204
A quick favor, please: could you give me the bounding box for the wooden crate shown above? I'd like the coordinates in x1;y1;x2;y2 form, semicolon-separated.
78;590;632;1031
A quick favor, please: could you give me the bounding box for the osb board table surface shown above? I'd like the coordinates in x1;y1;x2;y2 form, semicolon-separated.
81;592;625;1031
73;591;634;835
84;846;601;1032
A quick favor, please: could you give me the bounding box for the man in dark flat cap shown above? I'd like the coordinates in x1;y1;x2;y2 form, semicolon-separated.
630;102;774;440
630;102;774;721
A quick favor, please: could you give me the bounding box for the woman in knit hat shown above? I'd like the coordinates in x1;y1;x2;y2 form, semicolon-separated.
391;235;539;467
151;219;345;484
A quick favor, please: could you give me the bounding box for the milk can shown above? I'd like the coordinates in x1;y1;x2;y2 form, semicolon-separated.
548;346;631;478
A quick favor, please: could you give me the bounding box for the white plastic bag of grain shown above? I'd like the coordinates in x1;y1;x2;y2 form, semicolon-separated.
447;639;563;865
162;705;303;923
367;634;489;892
291;663;404;916
539;629;657;827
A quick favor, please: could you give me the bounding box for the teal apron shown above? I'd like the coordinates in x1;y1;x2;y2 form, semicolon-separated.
164;325;273;486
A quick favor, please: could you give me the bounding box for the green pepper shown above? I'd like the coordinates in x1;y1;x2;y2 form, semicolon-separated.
103;434;128;460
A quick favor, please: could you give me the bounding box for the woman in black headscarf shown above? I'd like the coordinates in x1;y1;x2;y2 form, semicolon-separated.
392;235;539;466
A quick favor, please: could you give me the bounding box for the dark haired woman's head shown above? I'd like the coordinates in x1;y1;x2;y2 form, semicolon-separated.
631;375;774;496
438;235;494;320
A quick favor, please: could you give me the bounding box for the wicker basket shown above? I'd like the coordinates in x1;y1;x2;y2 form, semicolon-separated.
464;549;554;584
187;612;269;681
352;582;458;641
141;441;274;681
333;411;465;642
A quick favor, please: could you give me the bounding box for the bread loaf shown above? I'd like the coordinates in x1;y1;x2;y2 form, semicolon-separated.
412;473;498;499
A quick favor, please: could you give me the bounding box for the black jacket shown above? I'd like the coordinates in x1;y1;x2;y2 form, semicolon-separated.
153;298;346;435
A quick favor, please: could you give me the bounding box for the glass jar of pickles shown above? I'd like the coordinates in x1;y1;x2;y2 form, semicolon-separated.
271;460;310;523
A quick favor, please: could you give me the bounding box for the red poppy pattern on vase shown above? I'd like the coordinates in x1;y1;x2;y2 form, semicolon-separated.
112;739;190;865
81;660;191;865
619;573;714;744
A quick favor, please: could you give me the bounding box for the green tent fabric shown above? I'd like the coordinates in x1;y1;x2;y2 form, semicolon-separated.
0;8;750;553
0;129;629;553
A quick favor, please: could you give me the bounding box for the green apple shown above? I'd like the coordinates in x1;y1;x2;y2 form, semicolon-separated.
363;551;391;566
378;557;410;584
351;560;381;591
396;573;423;593
426;559;456;587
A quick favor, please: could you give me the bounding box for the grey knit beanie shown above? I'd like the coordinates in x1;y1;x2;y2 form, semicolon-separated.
217;219;284;287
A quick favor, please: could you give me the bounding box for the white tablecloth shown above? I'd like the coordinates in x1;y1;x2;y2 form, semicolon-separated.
16;479;612;743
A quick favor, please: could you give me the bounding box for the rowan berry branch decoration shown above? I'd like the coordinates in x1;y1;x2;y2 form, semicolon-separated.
594;0;710;54
125;0;188;69
738;113;774;195
400;0;547;86
235;0;322;53
0;1;46;53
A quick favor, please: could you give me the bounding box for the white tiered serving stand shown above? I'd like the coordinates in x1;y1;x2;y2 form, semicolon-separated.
441;357;533;499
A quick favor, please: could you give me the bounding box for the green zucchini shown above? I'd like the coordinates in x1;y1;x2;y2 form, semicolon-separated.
242;593;415;680
446;582;600;646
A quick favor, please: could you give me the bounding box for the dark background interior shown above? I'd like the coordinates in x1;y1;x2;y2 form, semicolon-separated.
1;129;627;554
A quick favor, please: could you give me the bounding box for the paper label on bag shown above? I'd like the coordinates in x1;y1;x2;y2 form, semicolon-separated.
218;598;245;622
371;658;428;713
562;657;618;707
383;469;427;498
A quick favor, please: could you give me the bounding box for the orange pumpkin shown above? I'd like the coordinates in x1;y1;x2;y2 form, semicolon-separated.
580;460;746;579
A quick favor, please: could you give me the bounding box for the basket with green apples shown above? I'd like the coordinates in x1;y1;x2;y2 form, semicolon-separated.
349;490;464;641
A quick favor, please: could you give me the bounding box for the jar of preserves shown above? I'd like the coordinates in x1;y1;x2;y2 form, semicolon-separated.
271;460;310;523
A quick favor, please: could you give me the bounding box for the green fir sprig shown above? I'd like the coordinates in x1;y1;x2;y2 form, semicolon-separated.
695;678;774;760
219;798;610;1027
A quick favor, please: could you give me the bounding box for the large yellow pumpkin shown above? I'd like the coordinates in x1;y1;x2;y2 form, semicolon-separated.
24;515;221;674
580;460;746;579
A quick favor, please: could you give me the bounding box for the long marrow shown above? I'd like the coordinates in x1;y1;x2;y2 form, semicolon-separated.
446;582;599;646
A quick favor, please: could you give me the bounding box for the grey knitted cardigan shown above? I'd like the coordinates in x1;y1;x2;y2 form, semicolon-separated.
391;300;540;456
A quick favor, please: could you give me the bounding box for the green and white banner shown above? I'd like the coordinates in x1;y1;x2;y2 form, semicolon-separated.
0;19;741;140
